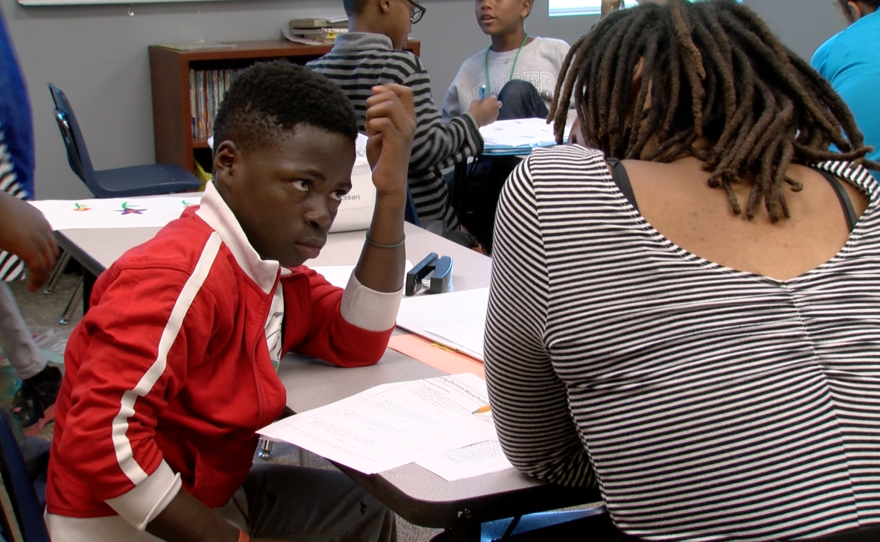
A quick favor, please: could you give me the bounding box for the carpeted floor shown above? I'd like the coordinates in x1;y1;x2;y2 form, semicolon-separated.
6;271;444;542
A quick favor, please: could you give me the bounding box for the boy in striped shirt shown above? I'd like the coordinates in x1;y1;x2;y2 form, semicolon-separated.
308;0;501;233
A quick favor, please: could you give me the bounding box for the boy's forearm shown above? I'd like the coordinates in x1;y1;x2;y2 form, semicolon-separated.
146;489;239;542
354;191;407;294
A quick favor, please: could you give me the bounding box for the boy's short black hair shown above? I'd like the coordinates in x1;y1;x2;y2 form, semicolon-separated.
213;61;357;153
343;0;370;17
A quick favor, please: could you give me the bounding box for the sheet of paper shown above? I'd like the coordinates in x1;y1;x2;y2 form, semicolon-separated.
258;373;497;474
423;321;485;361
387;334;484;378
416;438;513;482
479;118;574;149
30;196;201;231
396;288;488;359
310;261;413;290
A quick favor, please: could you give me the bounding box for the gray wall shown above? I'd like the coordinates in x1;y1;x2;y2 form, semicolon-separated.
3;0;848;199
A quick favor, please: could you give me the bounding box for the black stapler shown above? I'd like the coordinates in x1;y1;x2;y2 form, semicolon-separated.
405;253;453;296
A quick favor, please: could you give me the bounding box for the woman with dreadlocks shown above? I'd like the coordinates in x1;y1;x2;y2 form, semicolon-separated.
483;0;880;540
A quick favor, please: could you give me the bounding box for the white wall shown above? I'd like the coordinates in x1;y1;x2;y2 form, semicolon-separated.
2;0;847;199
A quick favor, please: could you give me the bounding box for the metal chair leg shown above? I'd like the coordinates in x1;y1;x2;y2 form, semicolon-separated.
59;279;83;325
43;250;71;295
257;438;273;459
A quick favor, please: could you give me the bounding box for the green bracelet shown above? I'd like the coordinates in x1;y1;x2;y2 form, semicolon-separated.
365;232;406;249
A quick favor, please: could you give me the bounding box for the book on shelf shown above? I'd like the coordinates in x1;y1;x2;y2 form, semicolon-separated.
289;16;348;29
158;41;238;51
189;67;241;140
281;25;345;45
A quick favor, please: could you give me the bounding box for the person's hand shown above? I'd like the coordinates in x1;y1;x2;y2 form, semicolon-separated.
601;0;623;17
0;193;57;292
364;84;416;198
467;96;502;127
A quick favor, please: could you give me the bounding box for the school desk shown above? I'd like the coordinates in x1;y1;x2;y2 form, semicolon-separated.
53;222;600;542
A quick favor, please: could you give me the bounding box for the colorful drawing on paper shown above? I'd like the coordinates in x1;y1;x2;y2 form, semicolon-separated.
72;203;91;212
181;200;199;208
116;202;146;215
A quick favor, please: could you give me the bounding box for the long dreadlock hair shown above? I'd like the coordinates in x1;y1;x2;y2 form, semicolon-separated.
549;0;880;221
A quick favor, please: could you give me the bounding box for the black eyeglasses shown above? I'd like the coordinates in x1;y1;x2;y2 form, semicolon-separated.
406;0;426;24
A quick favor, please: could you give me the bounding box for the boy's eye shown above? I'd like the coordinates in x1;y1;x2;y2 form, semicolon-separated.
292;180;310;192
329;189;349;202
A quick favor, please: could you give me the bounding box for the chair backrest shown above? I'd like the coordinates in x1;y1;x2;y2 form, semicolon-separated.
0;410;50;542
47;83;97;196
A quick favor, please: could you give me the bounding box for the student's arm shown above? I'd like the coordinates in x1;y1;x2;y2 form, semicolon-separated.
147;490;286;542
355;83;416;293
483;156;596;488
406;59;499;174
0;190;56;291
288;84;415;367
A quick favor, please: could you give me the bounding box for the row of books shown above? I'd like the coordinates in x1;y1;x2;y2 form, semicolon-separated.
189;68;241;140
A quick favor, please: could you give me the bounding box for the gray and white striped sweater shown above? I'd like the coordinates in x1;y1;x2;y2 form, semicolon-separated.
308;33;483;231
485;144;880;540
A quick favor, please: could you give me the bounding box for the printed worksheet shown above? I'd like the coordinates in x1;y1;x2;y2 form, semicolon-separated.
416;438;514;482
258;373;498;474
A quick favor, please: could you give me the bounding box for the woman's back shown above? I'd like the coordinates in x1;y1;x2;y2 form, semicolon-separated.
486;145;880;539
624;158;870;280
485;1;880;538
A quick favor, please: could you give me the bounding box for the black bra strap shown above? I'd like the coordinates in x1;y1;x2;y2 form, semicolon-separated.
607;158;639;212
818;170;857;232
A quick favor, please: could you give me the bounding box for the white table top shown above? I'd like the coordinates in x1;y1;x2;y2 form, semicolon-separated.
56;223;491;291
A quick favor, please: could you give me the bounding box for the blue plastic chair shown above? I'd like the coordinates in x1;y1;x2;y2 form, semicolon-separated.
0;410;50;542
45;83;203;322
47;83;202;199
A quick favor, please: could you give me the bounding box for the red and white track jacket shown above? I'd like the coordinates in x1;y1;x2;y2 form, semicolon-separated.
45;182;401;541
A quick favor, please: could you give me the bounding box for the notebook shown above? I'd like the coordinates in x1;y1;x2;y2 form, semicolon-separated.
330;134;374;233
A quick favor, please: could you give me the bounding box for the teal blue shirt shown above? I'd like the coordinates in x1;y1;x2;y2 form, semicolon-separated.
811;10;880;172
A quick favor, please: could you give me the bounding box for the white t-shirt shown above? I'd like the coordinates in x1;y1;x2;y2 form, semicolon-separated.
441;37;570;122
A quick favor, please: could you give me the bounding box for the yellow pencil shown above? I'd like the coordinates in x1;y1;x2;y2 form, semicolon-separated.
472;405;491;414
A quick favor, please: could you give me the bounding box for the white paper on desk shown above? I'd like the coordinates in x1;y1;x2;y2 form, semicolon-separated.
416;439;513;482
479;118;574;149
258;373;497;474
423;321;486;361
310;261;413;289
397;288;489;360
30;196;201;231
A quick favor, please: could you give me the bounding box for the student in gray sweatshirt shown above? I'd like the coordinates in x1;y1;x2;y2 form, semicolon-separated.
442;0;570;123
441;0;570;252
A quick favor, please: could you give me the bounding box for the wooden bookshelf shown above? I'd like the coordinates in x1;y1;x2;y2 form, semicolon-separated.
149;39;422;174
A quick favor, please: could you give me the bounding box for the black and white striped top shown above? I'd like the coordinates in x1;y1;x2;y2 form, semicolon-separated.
0;121;26;282
484;144;880;541
307;33;483;231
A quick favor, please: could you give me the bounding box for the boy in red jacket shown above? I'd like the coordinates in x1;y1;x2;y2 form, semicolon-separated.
46;61;414;542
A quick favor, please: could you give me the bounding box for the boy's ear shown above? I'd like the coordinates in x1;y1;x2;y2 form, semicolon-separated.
378;0;392;15
521;0;533;18
212;140;240;187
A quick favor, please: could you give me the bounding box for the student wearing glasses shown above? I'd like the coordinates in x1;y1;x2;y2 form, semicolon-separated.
309;0;501;236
